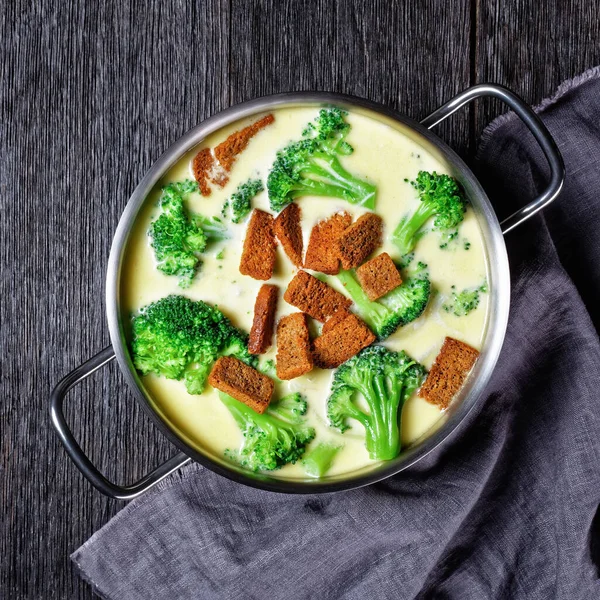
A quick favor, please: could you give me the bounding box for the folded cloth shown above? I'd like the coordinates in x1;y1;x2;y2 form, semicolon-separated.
72;69;600;600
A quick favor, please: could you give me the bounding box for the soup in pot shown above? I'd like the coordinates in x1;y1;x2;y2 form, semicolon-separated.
121;106;489;481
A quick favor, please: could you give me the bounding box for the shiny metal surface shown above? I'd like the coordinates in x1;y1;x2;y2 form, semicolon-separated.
51;85;564;496
420;83;565;234
49;346;191;500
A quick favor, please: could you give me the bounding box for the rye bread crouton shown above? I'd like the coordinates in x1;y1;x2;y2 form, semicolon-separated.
356;252;402;300
192;147;214;196
248;284;279;354
304;212;352;274
208;356;274;414
313;313;376;368
337;213;383;270
192;114;275;195
274;203;303;267
419;337;480;410
283;270;352;322
239;209;277;280
276;313;314;380
321;309;352;335
214;114;275;172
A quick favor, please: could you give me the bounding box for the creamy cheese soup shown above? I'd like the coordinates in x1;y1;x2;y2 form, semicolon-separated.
121;107;489;480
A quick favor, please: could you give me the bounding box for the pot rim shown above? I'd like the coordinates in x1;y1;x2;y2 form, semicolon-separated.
105;91;510;493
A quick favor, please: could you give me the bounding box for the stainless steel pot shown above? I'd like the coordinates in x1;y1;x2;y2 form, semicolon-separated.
50;84;564;500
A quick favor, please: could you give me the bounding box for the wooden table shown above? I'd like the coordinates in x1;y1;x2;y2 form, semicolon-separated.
2;1;599;597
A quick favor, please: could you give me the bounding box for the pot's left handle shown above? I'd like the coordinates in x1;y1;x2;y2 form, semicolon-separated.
420;83;565;234
50;346;191;500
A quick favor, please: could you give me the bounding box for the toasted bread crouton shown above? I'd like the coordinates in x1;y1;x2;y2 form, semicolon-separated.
337;213;383;269
248;284;279;354
276;313;314;380
274;203;303;267
239;209;277;280
192;147;214;196
356;252;402;300
284;270;352;322
419;337;480;409
313;313;376;368
208;356;274;413
304;212;352;274
321;309;352;335
214;114;275;172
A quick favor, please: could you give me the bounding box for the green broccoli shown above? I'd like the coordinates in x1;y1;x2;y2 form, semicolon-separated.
222;179;264;223
191;214;229;242
392;171;468;255
257;358;279;381
221;392;315;472
335;263;431;340
442;281;488;316
267;392;307;422
397;252;415;269
267;108;377;212
149;180;228;287
327;346;427;461
131;295;256;395
302;442;342;478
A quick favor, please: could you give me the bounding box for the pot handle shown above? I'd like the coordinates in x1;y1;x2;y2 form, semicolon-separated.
50;346;191;500
420;83;565;234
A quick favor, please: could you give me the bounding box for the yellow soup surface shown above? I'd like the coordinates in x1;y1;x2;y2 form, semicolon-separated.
121;107;489;480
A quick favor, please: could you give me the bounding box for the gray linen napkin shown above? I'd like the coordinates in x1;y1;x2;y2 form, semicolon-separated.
72;69;600;600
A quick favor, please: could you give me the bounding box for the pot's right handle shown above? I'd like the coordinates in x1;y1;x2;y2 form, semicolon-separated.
420;83;565;234
50;346;191;500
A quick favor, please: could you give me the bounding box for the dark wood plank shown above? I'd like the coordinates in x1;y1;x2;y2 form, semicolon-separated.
0;1;229;598
229;0;473;156
474;0;600;138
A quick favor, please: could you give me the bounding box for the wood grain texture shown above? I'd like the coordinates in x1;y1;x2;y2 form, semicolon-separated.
1;1;229;598
474;0;600;137
229;0;472;154
1;0;599;597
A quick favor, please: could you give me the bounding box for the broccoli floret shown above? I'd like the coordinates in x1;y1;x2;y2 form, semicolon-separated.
439;229;459;250
392;171;468;255
131;295;256;395
442;281;488;316
191;214;229;242
257;358;279;381
222;179;264;223
335;265;431;340
397;252;415;269
149;180;229;287
220;392;315;472
302;442;342;478
268;392;308;423
267;108;377;212
327;346;426;461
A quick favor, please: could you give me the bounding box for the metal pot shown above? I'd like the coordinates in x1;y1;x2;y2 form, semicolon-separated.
50;84;564;500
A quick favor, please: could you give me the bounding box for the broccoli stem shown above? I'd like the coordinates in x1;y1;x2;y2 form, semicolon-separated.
192;215;229;242
383;376;403;459
289;179;357;201
287;152;376;208
341;394;371;431
392;202;437;255
220;392;277;434
311;152;377;208
302;443;342;478
363;375;400;460
336;270;388;332
220;392;251;429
